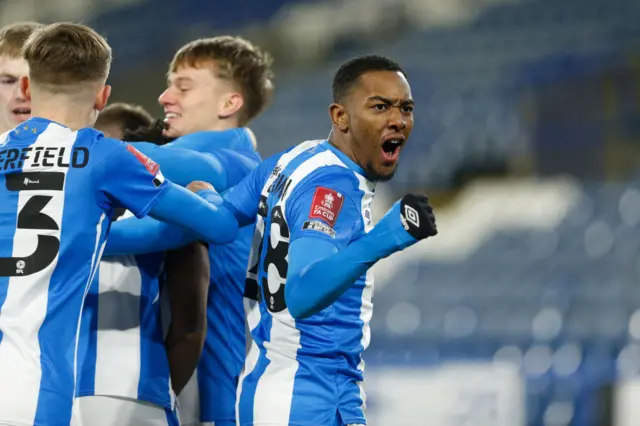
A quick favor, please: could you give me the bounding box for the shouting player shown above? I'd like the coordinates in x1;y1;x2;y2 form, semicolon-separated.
229;55;437;426
74;102;209;425
0;22;42;134
107;54;438;425
104;36;274;426
0;23;237;425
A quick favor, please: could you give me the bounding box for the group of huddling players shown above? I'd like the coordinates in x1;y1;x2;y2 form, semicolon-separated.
0;21;437;426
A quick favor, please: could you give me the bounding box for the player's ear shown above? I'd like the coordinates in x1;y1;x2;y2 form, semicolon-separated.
329;103;349;133
95;85;112;112
218;92;243;120
19;76;31;101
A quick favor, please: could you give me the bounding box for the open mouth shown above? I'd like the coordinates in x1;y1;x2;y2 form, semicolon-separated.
164;112;181;123
12;107;31;120
381;138;403;162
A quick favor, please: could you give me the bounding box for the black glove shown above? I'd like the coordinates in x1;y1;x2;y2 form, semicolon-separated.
399;193;438;240
369;193;437;251
123;119;174;145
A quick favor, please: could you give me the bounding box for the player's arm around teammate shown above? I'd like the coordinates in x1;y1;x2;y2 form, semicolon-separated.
103;159;268;256
101;131;263;257
163;240;210;395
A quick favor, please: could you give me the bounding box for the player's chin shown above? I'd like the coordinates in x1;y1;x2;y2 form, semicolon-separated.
374;163;397;182
11;114;29;125
162;127;181;139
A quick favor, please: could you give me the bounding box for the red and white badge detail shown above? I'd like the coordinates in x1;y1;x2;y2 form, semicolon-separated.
126;143;159;175
309;186;344;227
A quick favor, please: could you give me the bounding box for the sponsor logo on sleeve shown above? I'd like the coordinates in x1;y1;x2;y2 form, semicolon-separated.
126;143;160;176
302;220;336;238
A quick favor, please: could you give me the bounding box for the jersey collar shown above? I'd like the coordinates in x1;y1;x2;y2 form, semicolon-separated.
11;117;69;139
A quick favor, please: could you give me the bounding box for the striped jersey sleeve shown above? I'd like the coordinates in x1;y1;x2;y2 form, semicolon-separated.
285;167;363;249
91;137;169;218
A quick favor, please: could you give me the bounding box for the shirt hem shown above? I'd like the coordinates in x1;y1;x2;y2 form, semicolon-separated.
134;180;170;219
74;390;172;410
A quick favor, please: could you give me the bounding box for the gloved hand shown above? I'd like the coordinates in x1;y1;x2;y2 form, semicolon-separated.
123;119;174;145
369;193;437;251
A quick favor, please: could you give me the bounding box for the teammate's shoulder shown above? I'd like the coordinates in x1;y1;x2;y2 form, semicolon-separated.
242;128;258;151
7;117;76;144
296;139;326;154
75;127;114;147
267;139;324;168
77;126;104;138
173;128;251;151
80;132;138;161
228;128;260;162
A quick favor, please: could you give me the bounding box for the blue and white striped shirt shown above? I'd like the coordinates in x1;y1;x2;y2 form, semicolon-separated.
0;117;168;425
225;140;375;425
76;209;174;409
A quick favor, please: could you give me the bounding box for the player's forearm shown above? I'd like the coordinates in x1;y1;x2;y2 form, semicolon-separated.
134;142;228;189
165;325;207;395
106;185;238;255
165;328;206;395
286;234;399;319
105;216;195;256
149;184;239;245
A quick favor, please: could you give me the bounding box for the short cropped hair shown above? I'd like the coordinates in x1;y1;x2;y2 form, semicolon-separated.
22;22;112;90
95;103;154;134
0;22;43;58
170;36;274;126
332;55;406;103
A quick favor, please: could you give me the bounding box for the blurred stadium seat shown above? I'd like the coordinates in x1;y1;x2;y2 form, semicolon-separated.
370;179;640;425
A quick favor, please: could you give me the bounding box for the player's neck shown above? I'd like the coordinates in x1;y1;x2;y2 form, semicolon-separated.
30;106;95;131
329;133;358;167
200;118;239;132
